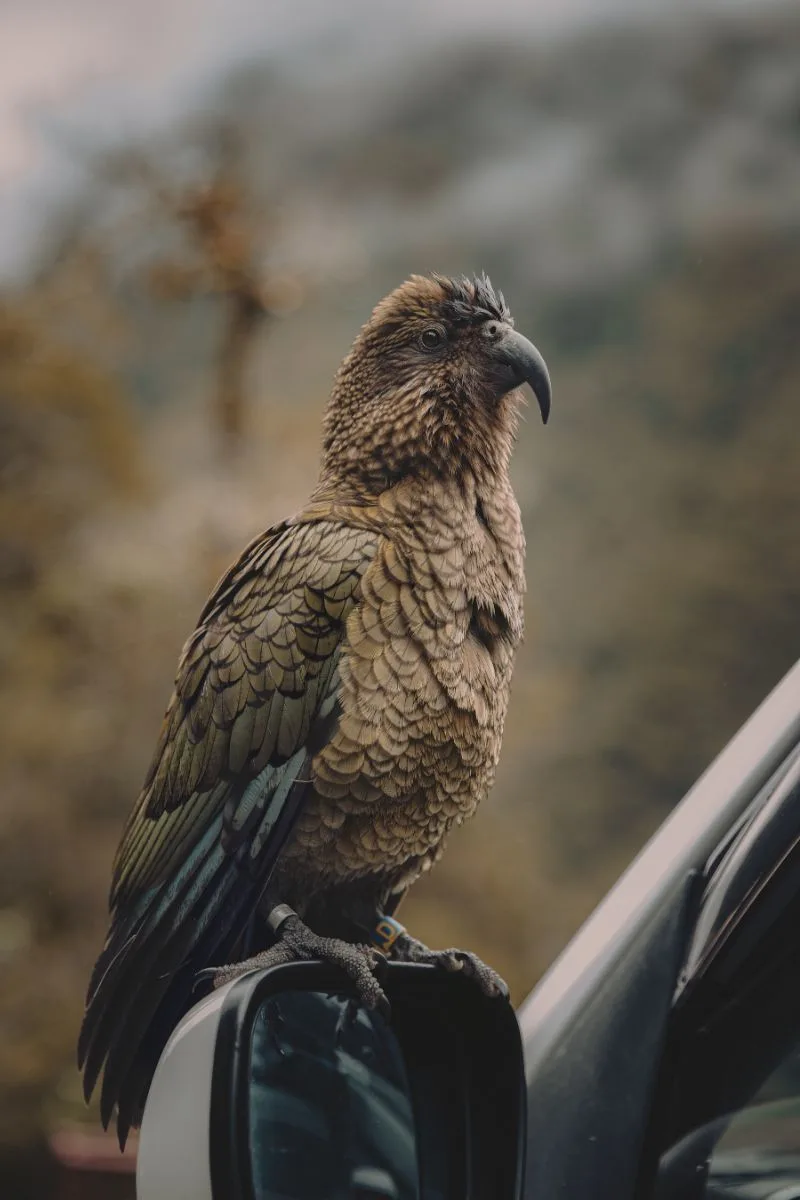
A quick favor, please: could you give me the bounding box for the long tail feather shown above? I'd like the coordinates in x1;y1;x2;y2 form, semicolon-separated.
78;816;260;1146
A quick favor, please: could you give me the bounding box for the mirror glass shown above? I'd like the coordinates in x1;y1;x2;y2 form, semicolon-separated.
248;990;420;1200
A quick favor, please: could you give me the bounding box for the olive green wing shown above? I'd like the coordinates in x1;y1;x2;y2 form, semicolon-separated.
78;515;380;1144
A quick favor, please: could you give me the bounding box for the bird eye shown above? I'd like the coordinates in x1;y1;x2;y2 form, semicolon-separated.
419;327;445;352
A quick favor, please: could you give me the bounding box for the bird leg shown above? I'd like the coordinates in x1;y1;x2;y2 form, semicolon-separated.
205;905;390;1017
390;929;509;1000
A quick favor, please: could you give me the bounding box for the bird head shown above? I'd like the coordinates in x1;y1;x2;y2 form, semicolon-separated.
320;273;551;491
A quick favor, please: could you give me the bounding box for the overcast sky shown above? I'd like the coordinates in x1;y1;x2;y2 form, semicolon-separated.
0;0;769;279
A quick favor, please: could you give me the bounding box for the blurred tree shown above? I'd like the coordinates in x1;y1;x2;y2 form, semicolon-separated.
94;124;302;457
0;303;139;613
149;170;272;454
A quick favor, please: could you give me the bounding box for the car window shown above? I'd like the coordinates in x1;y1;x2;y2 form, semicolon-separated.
656;1038;800;1199
710;1047;800;1199
650;752;800;1200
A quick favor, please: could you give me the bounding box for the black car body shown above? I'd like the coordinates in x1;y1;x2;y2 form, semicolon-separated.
520;658;800;1199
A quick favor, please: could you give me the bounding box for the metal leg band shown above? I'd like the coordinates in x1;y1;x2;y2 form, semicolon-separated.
267;903;297;936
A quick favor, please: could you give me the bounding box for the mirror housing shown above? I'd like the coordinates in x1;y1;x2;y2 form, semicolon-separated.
137;961;525;1200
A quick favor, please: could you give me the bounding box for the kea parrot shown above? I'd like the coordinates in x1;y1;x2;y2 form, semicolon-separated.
78;273;551;1145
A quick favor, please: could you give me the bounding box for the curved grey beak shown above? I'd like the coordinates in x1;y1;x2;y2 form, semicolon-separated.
490;328;552;424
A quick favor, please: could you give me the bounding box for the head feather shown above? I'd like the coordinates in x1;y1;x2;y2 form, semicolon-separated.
370;272;511;333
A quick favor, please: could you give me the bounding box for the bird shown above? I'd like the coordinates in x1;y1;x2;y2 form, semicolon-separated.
78;272;551;1146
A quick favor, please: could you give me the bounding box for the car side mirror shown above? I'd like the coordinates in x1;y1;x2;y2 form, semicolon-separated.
136;960;525;1200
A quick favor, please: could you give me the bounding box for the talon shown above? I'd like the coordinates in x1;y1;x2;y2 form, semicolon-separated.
265;1000;288;1056
490;975;510;1001
375;991;392;1023
392;933;508;1000
371;948;389;983
193;967;216;992
334;998;361;1047
194;963;246;991
198;939;297;991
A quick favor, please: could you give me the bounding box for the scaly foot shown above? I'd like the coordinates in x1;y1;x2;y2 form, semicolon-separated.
200;906;390;1017
392;931;509;1000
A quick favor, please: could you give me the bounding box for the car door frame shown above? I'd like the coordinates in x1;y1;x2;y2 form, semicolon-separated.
518;659;800;1200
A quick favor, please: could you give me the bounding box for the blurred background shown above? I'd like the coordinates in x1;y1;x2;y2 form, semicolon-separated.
1;0;799;1194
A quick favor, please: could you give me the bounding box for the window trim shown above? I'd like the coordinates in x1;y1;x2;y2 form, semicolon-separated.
637;747;800;1197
